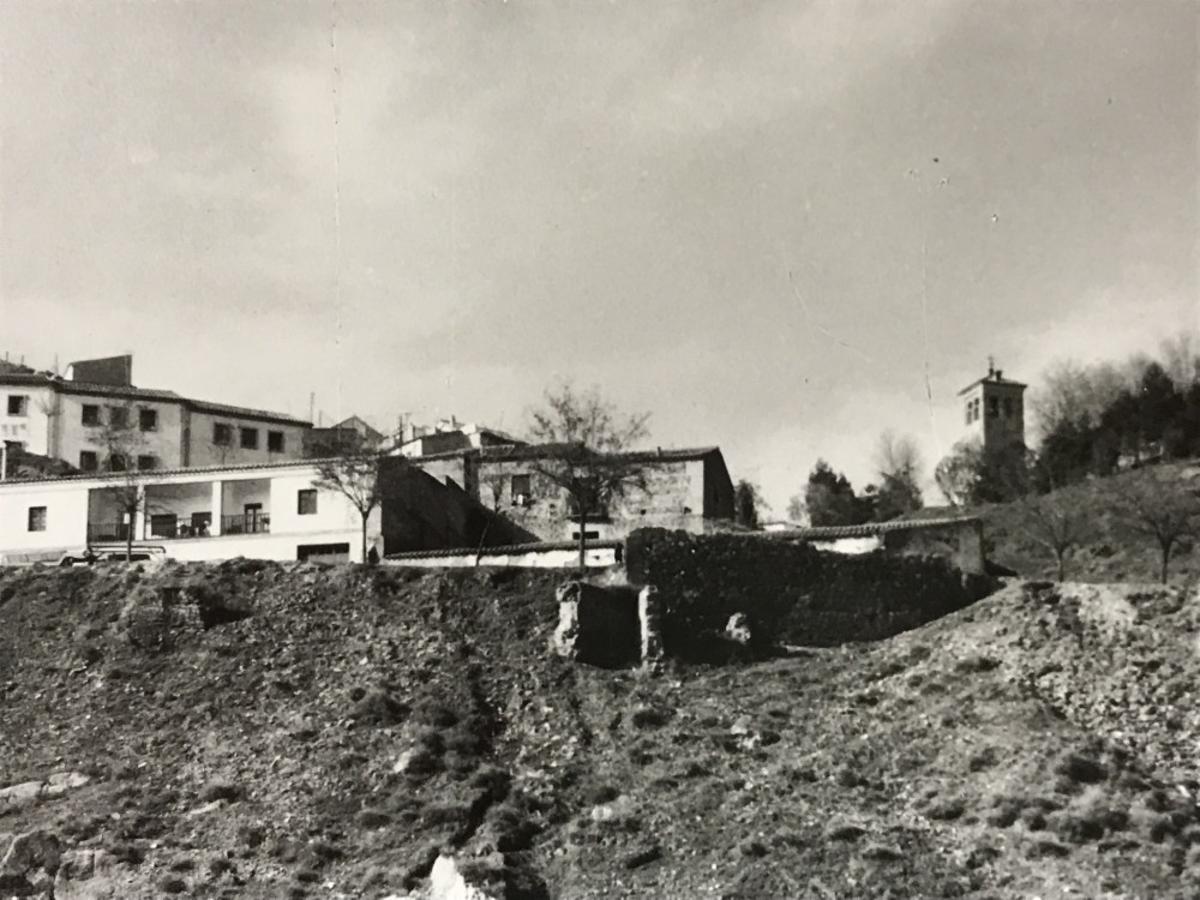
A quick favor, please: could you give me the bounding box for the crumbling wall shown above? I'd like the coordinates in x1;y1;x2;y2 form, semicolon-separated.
625;528;995;652
552;581;640;668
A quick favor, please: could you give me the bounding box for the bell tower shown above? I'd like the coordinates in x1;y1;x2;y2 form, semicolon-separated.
959;358;1026;452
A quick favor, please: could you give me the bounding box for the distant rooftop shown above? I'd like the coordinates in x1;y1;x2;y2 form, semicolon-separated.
0;354;309;426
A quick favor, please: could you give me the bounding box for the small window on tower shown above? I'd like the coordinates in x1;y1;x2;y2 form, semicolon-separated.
988;397;999;418
1003;398;1013;418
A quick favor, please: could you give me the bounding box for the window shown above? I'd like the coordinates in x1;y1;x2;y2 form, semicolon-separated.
136;455;159;471
571;530;600;541
27;506;46;532
987;397;999;418
7;395;28;416
108;406;129;429
79;451;98;472
964;403;972;426
240;427;259;450
81;404;101;426
139;408;158;432
109;454;128;473
511;474;532;505
213;423;232;446
267;430;285;453
149;514;178;539
1003;398;1014;418
297;489;318;515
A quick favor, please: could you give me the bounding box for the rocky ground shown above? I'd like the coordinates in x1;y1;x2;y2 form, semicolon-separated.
1;560;1199;899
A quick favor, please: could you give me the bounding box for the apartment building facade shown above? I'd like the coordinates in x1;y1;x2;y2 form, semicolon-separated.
0;459;379;565
0;356;310;473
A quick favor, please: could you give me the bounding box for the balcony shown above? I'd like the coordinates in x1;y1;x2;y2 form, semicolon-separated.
87;523;131;543
220;513;270;536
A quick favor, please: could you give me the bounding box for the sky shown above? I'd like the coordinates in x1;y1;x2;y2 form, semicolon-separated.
2;0;1197;514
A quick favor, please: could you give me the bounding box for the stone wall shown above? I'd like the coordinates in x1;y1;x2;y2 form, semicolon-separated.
625;528;995;652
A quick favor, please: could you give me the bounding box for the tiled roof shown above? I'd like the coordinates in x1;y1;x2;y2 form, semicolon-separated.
0;371;309;426
765;516;980;540
385;539;623;560
479;443;720;463
957;375;1027;396
183;398;309;426
0;456;342;488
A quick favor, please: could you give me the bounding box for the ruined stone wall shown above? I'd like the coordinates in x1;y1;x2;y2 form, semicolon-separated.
475;457;713;542
625;528;995;651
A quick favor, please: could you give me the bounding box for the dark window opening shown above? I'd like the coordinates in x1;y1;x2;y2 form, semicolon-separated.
139;408;158;431
297;542;350;564
213;423;233;446
108;406;129;429
6;395;28;416
987;397;999;418
79;451;98;471
267;430;285;452
81;404;101;426
149;514;178;539
27;506;46;532
137;455;158;471
240;427;259;450
297;489;318;515
571;530;600;541
109;454;128;473
511;473;532;505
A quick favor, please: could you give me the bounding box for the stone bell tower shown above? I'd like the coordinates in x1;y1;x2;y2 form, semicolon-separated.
958;357;1026;452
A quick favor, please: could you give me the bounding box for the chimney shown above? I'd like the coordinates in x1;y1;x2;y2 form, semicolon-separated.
987;356;995;379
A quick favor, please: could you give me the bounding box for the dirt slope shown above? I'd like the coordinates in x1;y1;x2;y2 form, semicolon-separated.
1;561;1199;899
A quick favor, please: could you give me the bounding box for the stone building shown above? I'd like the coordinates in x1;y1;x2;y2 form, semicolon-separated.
958;359;1026;452
405;443;736;544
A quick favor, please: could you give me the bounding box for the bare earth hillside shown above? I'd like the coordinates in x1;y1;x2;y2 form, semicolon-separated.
937;461;1200;585
1;562;1199;899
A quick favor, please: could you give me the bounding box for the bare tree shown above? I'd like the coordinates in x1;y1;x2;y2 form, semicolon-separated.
1021;492;1090;582
312;437;386;564
874;430;923;519
1160;331;1200;388
96;402;152;562
526;383;650;569
1111;473;1200;584
480;469;508;512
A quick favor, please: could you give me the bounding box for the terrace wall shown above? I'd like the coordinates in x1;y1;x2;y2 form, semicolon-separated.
625;528;996;651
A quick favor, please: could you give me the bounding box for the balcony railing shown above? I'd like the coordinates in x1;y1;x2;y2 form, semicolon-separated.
88;514;270;542
87;523;130;543
219;513;270;536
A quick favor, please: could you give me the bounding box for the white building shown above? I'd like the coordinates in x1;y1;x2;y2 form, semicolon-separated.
0;355;311;472
0;459;379;565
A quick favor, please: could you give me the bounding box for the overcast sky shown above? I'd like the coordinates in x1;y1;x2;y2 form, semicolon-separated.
2;0;1196;512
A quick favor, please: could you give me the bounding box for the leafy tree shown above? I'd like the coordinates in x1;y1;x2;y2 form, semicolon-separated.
312;432;386;564
526;383;650;569
803;459;866;526
734;479;767;529
1111;472;1200;584
935;439;1028;507
1136;362;1183;447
